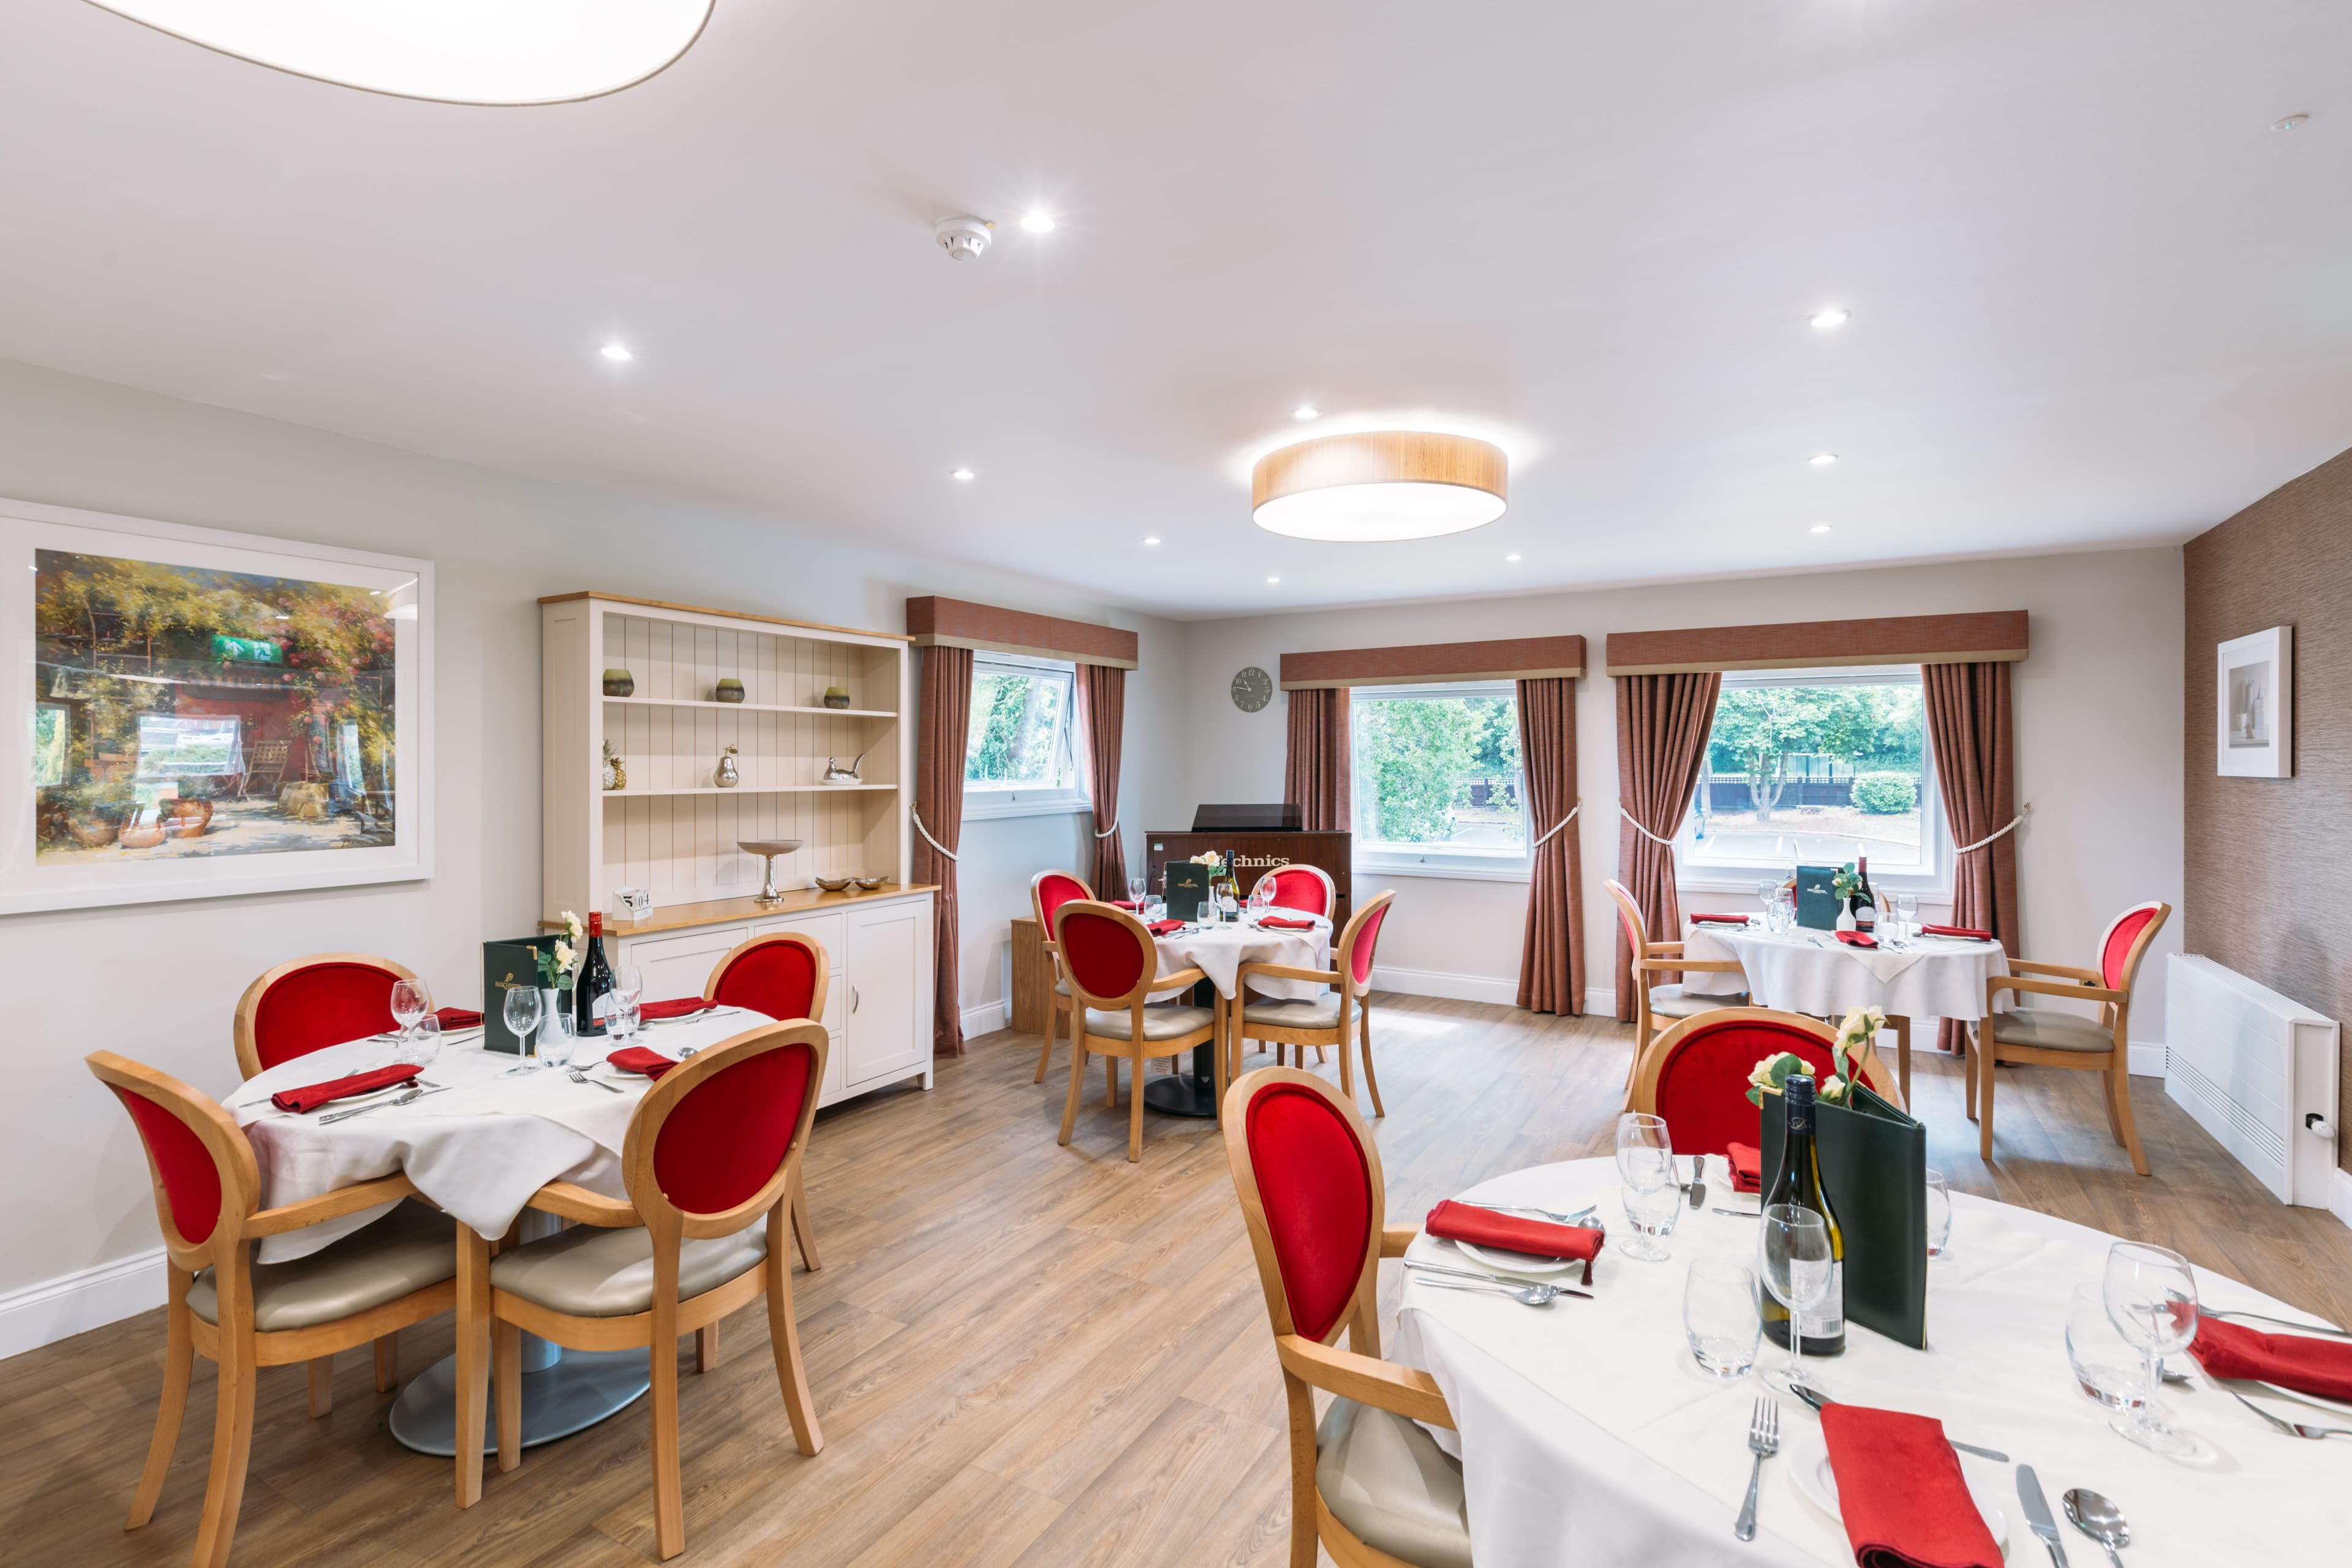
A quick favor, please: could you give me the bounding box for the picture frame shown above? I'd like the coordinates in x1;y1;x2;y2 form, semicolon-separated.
2215;625;2293;778
0;496;432;913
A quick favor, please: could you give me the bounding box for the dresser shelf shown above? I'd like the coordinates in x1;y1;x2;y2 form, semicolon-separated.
600;783;897;797
602;695;897;718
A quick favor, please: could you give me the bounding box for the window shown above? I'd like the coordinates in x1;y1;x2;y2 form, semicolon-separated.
1677;666;1947;892
1349;682;1529;879
962;652;1087;818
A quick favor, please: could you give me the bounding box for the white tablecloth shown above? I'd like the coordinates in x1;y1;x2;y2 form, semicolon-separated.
1152;914;1332;1000
1682;922;2010;1022
1393;1156;2350;1566
224;1008;771;1262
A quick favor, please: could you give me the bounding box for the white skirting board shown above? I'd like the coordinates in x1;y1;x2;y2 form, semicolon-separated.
962;998;1009;1039
2333;1167;2352;1234
0;1247;164;1362
1367;964;1520;1006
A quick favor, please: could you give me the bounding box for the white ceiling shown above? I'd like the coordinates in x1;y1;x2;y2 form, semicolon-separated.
4;1;2349;617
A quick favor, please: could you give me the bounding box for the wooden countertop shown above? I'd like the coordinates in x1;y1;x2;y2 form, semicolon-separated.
541;883;939;938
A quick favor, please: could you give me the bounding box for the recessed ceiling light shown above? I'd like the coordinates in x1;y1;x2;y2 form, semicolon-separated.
1809;308;1850;330
1266;575;1281;584
600;344;633;363
1810;523;1833;534
1142;536;1161;546
1020;211;1055;233
2274;114;2310;132
951;467;975;481
1809;453;1838;466
1292;404;1320;421
1505;552;1522;562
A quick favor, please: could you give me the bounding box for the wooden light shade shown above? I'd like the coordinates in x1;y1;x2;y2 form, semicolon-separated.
1251;431;1508;542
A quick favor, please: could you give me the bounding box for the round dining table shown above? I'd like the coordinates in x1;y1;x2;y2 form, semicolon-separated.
1393;1155;2351;1566
224;1004;777;1456
1679;921;2013;1104
1140;912;1332;1117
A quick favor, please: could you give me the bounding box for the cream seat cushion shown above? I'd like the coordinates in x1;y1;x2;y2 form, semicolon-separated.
1986;1008;2115;1053
1080;1004;1216;1041
1242;993;1342;1030
1648;984;1748;1019
1316;1397;1472;1568
189;1200;454;1332
491;1221;767;1317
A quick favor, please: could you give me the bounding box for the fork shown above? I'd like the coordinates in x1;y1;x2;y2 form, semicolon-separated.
2206;1308;2352;1339
566;1066;624;1093
1734;1398;1779;1541
1463;1199;1599;1227
2222;1384;2352;1439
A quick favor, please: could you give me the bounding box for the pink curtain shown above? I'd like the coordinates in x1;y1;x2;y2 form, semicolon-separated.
1516;677;1584;1014
1614;671;1722;1021
1924;660;2021;1052
914;646;972;1056
1283;688;1351;831
1074;664;1129;894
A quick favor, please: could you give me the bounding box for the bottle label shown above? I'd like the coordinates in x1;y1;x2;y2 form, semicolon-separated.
1798;1260;1844;1341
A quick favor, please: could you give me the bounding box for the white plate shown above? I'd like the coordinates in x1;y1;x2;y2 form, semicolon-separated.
1785;1428;2008;1558
1452;1238;1590;1280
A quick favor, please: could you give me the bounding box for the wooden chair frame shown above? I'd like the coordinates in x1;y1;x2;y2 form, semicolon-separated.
701;930;829;1273
1231;891;1398;1118
1605;879;1746;1088
86;1051;446;1568
1028;869;1093;1084
1052;900;1218;1163
1966;901;2170;1176
457;1022;829;1560
1219;1066;1455;1568
1629;1006;1903;1133
232;951;421;1080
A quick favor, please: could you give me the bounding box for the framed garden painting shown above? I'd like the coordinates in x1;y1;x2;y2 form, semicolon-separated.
0;496;432;913
2215;624;2292;778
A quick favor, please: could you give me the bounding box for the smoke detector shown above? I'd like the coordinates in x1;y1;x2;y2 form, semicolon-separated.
934;215;994;262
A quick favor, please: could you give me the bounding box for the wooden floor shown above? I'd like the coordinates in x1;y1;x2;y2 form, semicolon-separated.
12;999;2352;1567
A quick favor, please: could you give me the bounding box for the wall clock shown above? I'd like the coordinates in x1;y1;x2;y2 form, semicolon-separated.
1231;666;1274;712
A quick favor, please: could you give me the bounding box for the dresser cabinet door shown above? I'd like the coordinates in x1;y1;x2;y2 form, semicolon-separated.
842;902;923;1087
620;926;750;1008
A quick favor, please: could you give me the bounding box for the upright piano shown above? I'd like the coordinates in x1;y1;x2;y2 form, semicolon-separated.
1143;804;1352;926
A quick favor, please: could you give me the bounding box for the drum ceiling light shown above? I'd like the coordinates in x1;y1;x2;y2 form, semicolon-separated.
86;0;714;105
1251;431;1508;542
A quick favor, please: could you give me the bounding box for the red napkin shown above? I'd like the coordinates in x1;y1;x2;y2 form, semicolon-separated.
1725;1142;1763;1193
1259;914;1317;930
1835;930;1879;948
1820;1403;2000;1568
2190;1312;2352;1402
1689;913;1750;925
1424;1199;1604;1272
1109;899;1142;910
603;1046;679;1079
271;1064;420;1114
434;1006;482;1030
1146;919;1186;935
1921;924;1994;941
637;997;718;1021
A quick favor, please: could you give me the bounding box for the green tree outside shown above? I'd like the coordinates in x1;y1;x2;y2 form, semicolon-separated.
1707;684;1922;821
1357;694;1522;845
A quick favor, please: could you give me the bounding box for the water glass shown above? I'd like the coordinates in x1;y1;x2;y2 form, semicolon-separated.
538;1011;578;1072
1621;1180;1681;1261
1685;1259;1762;1378
2066;1281;2154;1415
2103;1241;2199;1453
1753;880;1779;927
1923;1169;1953;1258
1760;1204;1833;1398
390;978;429;1039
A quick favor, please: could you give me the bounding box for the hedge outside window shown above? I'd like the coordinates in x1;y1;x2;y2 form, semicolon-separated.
1349;682;1530;878
962;652;1087;818
1676;666;1948;893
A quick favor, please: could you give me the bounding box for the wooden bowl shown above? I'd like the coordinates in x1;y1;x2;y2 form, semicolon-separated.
812;875;854;892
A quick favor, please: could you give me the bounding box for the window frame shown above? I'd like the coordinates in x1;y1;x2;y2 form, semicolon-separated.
1675;663;1950;897
1348;680;1533;883
960;650;1090;821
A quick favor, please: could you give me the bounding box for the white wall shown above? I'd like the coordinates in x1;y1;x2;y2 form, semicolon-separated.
0;356;1182;1347
1175;548;2187;1036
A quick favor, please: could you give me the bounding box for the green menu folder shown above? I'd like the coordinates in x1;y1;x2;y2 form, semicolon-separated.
1760;1082;1929;1349
1163;862;1210;921
481;935;564;1056
1794;864;1842;931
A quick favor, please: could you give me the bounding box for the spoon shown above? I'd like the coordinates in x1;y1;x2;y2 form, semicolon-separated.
321;1085;425;1123
2062;1488;2128;1567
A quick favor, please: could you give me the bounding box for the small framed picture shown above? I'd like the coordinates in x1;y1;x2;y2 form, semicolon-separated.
2215;625;2293;778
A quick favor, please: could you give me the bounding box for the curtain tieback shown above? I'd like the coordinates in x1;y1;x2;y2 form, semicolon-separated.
1531;798;1581;850
1954;801;2032;854
911;807;959;862
1618;805;1679;847
1093;814;1120;840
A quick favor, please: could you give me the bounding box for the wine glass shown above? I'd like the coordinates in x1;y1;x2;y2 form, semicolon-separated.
1752;880;1779;927
2103;1241;2200;1454
1760;1205;1833;1399
1614;1114;1675;1262
390;978;429;1041
1249;876;1275;919
1126;874;1147;908
502;985;543;1070
609;965;645;1042
1894;892;1920;944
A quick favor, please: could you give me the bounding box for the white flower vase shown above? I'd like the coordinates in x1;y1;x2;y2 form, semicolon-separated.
1834;904;1857;933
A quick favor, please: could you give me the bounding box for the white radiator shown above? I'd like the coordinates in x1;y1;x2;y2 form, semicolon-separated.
2163;954;2339;1206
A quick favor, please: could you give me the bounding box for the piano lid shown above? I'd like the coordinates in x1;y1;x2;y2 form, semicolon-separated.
1191;802;1304;832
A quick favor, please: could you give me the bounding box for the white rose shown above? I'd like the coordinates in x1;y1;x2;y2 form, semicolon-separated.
552;941;575;971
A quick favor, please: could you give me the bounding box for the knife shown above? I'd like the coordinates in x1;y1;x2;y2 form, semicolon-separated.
2018;1464;2068;1568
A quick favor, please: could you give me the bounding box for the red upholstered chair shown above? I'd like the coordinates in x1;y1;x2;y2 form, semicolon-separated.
457;1022;827;1557
1234;891;1397;1117
86;1052;454;1568
1261;863;1336;919
1967;900;2170;1175
1220;1066;1468;1568
232;951;420;1079
1629;1008;1900;1158
1030;869;1095;1084
1605;879;1747;1088
704;931;829;1276
1054;900;1219;1162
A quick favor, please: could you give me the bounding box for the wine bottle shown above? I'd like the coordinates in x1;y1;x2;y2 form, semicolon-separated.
1760;1074;1847;1354
574;911;616;1038
1853;855;1875;935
